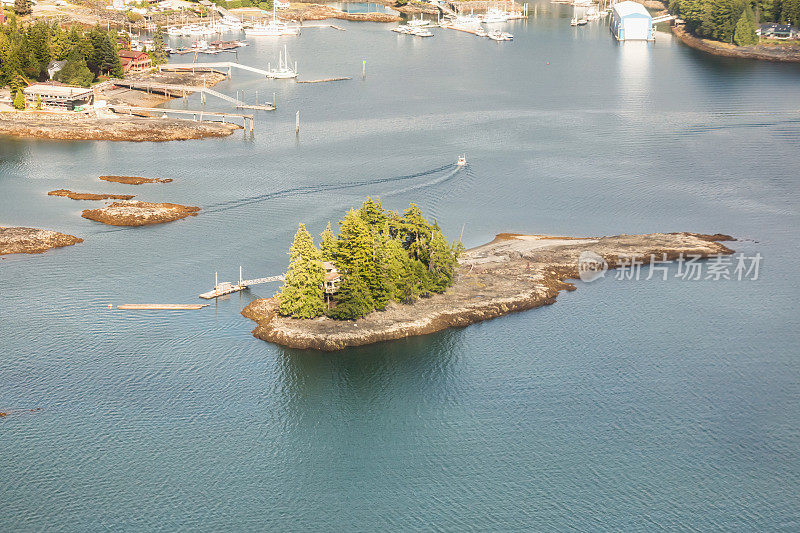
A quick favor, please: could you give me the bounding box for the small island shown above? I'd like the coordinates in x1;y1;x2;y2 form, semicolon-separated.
48;189;134;201
81;201;200;226
242;199;735;351
0;226;83;255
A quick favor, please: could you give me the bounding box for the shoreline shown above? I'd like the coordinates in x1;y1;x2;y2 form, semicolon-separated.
671;25;800;63
242;232;735;351
0;71;239;142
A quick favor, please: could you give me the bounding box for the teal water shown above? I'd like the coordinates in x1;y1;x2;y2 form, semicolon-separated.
2;4;800;530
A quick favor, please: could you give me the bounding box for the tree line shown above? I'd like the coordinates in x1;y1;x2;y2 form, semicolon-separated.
669;0;800;45
278;198;463;321
1;18;167;93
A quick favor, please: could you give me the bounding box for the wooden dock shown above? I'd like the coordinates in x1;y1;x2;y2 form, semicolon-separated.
117;304;209;310
297;77;352;84
107;105;257;131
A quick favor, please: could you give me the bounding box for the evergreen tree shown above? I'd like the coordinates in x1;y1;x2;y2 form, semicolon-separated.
54;49;94;87
334;210;378;316
397;203;433;262
428;230;457;293
13;88;24;109
734;4;759;45
326;269;375;320
278;223;325;319
150;26;168;66
320;222;338;262
782;0;800;24
384;236;416;303
359;197;386;232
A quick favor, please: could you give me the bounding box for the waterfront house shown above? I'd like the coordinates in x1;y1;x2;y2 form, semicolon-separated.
610;1;654;41
757;23;799;40
275;0;290;8
119;50;152;74
323;261;341;294
23;83;94;111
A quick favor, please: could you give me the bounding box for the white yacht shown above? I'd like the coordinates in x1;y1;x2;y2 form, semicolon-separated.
266;45;298;78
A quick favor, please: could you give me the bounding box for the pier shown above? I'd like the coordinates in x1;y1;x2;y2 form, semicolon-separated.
199;269;284;299
107;105;257;131
159;61;272;78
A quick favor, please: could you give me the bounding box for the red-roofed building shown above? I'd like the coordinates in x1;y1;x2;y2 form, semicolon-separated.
118;50;152;73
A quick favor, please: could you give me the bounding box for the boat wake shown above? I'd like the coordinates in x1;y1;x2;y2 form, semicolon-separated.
89;163;463;235
202;163;458;214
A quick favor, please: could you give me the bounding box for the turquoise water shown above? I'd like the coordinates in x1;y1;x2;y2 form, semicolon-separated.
2;4;800;530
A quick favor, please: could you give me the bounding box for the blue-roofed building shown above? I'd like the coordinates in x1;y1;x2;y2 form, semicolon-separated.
610;1;654;41
757;23;799;40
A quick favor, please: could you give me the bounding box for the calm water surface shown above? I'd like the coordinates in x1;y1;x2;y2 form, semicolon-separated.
2;4;799;530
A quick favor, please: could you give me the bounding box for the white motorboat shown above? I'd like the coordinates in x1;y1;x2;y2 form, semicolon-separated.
482;8;510;23
487;29;513;40
266;45;298;78
411;27;434;37
456;154;467;166
407;15;430;27
570;16;578;26
245;7;300;36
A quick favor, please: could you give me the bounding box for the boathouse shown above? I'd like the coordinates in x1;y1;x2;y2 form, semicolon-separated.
23;83;94;111
610;1;654;41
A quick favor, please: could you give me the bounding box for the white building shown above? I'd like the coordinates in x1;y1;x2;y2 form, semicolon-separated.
610;1;654;41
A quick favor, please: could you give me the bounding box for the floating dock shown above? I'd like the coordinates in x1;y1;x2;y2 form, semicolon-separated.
199;269;284;299
297;77;352;84
117;304;209;310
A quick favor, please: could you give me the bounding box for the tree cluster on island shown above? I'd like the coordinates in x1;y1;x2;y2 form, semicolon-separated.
278;198;463;321
669;0;800;45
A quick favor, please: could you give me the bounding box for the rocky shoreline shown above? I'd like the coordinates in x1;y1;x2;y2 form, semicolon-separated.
81;201;201;226
242;232;734;351
0;226;83;255
0;112;241;142
672;25;800;62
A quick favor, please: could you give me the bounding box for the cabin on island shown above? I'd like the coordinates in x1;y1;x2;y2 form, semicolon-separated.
23;83;94;111
323;261;341;294
757;23;799;40
610;1;654;41
118;50;152;73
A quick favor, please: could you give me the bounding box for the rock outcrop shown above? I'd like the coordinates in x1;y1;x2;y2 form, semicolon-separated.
81;201;200;226
0;226;83;255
